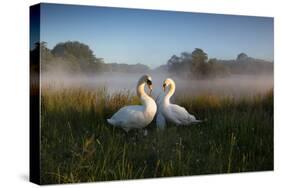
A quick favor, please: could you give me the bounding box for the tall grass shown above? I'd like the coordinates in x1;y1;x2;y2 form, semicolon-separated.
40;87;273;184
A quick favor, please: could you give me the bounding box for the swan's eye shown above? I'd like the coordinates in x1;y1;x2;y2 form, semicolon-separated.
163;83;166;87
147;79;152;85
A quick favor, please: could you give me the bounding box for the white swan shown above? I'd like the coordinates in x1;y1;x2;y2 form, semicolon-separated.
156;78;202;128
107;75;157;132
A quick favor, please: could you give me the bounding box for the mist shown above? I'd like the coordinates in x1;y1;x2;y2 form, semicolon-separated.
35;41;273;99
41;71;273;99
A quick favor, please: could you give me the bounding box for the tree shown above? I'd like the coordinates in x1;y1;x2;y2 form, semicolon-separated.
166;52;193;78
207;58;229;77
30;41;54;72
51;41;103;73
191;48;208;63
167;55;181;74
236;53;248;62
191;48;208;78
40;42;54;71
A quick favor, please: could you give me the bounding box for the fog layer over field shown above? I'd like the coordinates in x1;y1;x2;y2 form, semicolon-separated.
42;72;273;99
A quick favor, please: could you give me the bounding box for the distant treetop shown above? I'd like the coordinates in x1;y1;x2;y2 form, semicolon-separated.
236;53;248;61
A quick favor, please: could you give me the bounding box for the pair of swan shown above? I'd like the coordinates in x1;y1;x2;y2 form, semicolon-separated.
107;75;202;132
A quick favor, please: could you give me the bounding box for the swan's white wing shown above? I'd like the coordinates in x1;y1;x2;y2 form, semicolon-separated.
169;104;198;125
156;112;166;129
107;105;145;130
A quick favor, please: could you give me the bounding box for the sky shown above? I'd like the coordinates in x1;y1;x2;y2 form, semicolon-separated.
38;3;274;68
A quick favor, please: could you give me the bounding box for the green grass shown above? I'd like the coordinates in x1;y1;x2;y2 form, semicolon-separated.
40;87;273;184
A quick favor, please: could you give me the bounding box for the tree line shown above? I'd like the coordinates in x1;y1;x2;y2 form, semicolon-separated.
30;41;273;78
31;41;149;74
166;48;273;79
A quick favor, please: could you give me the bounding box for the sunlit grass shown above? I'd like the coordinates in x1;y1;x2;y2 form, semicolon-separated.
40;87;273;184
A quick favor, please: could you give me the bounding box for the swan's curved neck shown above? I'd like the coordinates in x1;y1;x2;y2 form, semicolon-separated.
137;83;152;106
164;83;175;105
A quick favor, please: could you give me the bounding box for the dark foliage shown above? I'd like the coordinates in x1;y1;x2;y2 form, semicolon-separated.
166;49;273;79
31;41;273;78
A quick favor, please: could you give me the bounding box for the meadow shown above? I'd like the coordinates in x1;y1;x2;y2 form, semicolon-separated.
40;85;273;184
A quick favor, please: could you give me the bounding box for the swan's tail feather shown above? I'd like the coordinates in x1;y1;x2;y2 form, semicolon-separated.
191;118;207;124
107;118;115;126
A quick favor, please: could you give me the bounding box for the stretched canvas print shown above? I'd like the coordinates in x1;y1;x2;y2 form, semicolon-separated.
30;3;274;185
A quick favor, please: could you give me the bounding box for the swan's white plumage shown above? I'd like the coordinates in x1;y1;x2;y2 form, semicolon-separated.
156;78;202;127
156;111;166;129
156;93;166;129
107;75;157;132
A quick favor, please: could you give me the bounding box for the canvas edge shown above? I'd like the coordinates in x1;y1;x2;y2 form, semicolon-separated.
29;3;41;185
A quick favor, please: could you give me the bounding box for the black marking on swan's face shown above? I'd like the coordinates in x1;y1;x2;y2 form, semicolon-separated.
146;78;153;95
162;83;166;92
146;79;152;86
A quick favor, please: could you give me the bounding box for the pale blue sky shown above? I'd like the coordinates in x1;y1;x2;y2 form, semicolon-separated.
39;3;274;68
